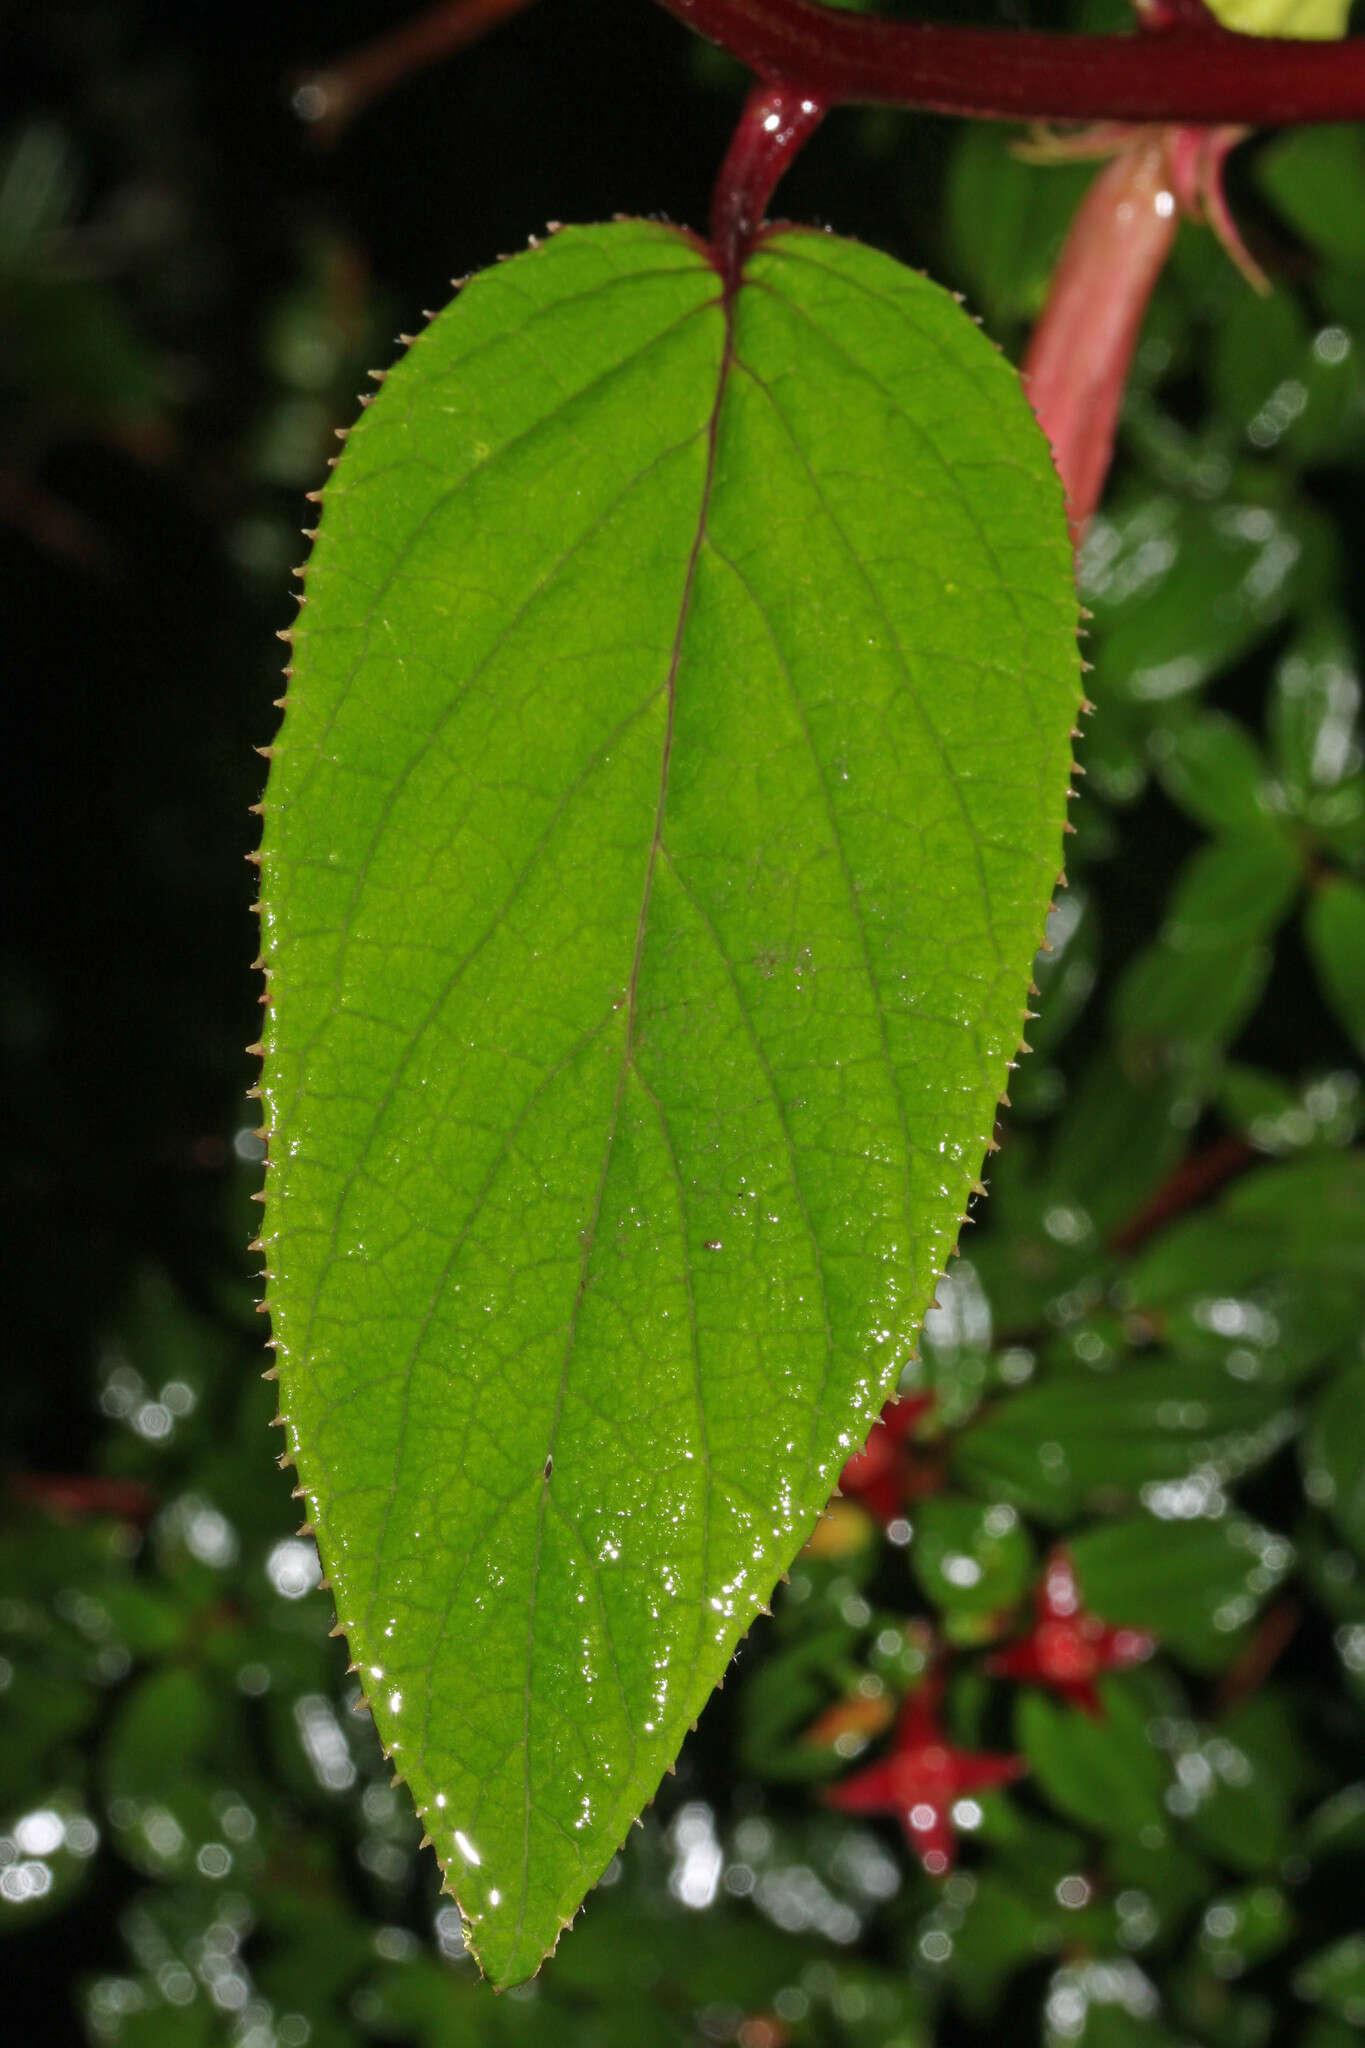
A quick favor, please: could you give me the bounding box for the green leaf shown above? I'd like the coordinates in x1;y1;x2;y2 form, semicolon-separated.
1123;1154;1365;1380
1069;1516;1294;1672
1303;1358;1365;1560
932;1873;1061;2017
1082;492;1331;710
1171;1699;1306;1874
1257;127;1365;272
1306;877;1365;1054
952;1364;1286;1524
1016;1684;1169;1843
1156;837;1302;955
1194;1885;1293;1976
1295;1936;1365;2026
259;219;1078;1982
910;1497;1033;1642
1270;616;1362;803
1038;1056;1187;1238
1148;712;1277;840
100;1668;230;1880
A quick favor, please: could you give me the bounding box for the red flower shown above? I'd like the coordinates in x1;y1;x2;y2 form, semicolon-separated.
838;1392;935;1525
988;1549;1155;1716
825;1672;1024;1876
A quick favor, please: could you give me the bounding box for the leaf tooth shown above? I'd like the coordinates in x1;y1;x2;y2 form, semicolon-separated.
260;1365;279;1382
328;1621;346;1639
969;1179;988;1198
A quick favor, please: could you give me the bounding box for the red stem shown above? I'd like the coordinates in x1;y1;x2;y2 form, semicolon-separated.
654;0;1365;123
710;80;827;289
11;1472;157;1523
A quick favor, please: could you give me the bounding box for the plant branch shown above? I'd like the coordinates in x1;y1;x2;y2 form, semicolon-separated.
654;0;1365;124
292;0;538;143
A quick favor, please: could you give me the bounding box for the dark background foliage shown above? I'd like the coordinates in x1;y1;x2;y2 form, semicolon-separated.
4;3;1365;2044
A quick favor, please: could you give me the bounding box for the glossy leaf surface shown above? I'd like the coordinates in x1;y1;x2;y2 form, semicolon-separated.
259;219;1078;1982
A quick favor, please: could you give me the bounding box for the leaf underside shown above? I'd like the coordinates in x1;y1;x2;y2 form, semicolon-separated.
259;218;1079;1984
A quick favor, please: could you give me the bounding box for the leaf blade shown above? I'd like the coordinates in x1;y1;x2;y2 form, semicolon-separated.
261;218;1079;1982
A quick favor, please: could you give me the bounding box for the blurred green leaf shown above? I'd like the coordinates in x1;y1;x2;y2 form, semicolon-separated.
1166;1710;1299;1874
1257;127;1365;271
1082;493;1333;710
1302;1358;1365;1559
1195;1884;1293;1975
933;1873;1060;2018
1160;837;1302;953
1305;878;1365;1055
101;1667;239;1882
952;1364;1286;1524
1070;1515;1293;1671
1294;1935;1365;2025
1018;1684;1168;1841
910;1498;1033;1643
1148;712;1278;839
1036;1055;1189;1240
1271;617;1362;804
